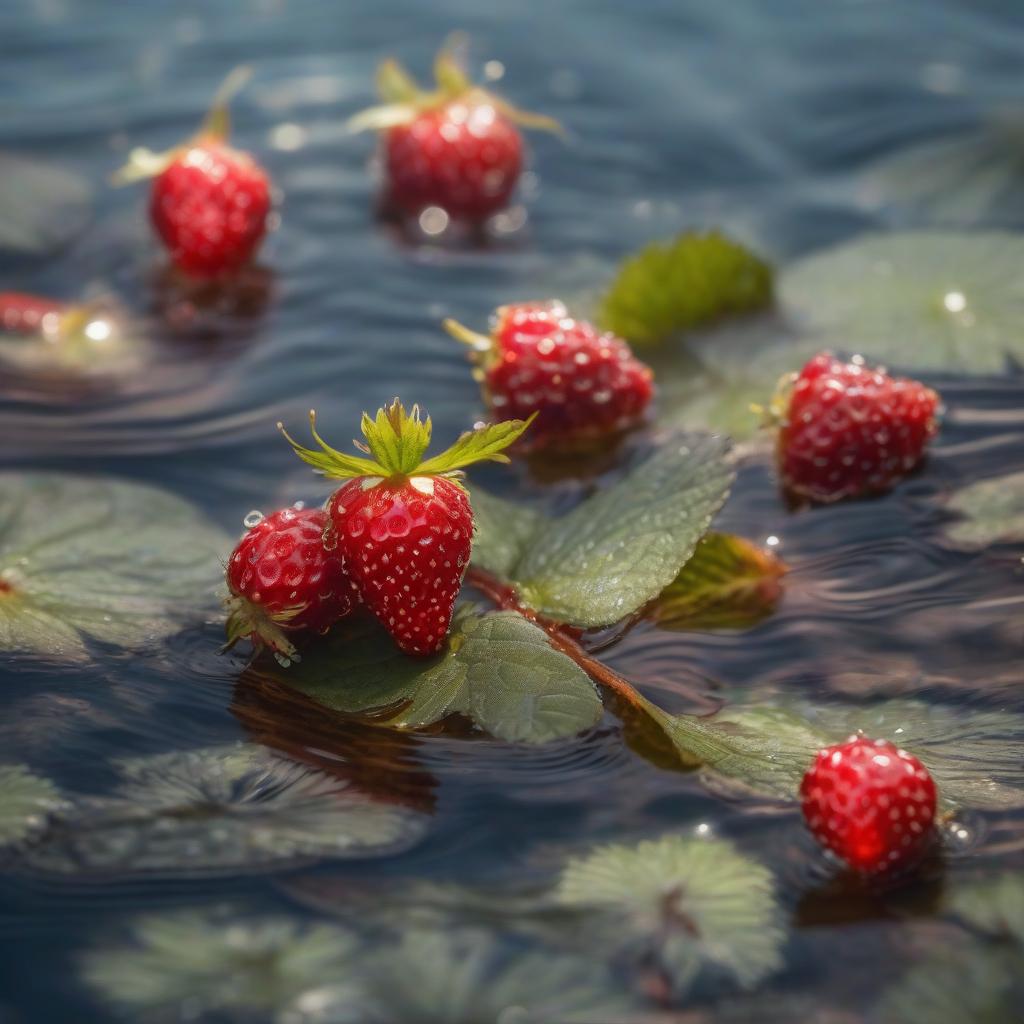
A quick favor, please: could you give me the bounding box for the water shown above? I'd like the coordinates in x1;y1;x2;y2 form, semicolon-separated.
2;1;1024;1021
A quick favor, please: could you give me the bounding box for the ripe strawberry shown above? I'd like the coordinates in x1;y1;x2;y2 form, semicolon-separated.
774;352;940;503
0;292;66;335
444;301;654;450
281;400;531;655
114;67;271;279
348;44;560;221
800;735;937;875
224;506;359;660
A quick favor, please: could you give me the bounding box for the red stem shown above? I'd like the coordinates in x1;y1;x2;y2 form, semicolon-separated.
0;292;66;335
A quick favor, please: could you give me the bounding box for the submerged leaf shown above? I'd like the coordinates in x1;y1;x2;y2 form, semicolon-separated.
649;532;786;631
82;907;364;1022
780;231;1024;373
0;474;231;662
24;744;427;877
943;470;1024;548
257;610;602;744
945;872;1024;943
599;231;774;345
473;435;734;628
359;928;637;1024
0;764;64;845
0;153;93;256
556;835;784;997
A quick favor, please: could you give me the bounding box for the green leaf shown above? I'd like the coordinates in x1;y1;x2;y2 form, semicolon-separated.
0;153;93;256
943;470;1024;548
0;473;231;662
256;610;602;744
875;941;1023;1024
360;928;637;1024
649;532;786;631
945;872;1024;943
555;835;785;997
81;907;364;1021
0;765;65;845
599;231;774;345
498;435;734;627
780;231;1024;373
641;696;1024;809
469;488;545;580
24;744;427;877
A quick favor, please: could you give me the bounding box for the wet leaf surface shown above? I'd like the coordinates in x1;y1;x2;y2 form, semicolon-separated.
0;764;65;845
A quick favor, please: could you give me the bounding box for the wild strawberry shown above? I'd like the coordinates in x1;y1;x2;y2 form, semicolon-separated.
800;735;937;875
773;352;939;503
0;292;66;335
443;301;654;450
281;400;531;655
348;44;560;221
224;506;359;660
114;67;272;279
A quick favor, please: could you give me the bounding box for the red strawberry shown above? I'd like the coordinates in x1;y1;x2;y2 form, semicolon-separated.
774;352;940;503
281;400;531;655
0;292;66;335
444;301;654;450
225;506;359;660
115;67;272;279
349;45;560;221
800;735;937;875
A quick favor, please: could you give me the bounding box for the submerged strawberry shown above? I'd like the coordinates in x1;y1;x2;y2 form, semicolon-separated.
225;506;359;660
773;352;940;503
115;67;272;279
801;735;938;875
444;301;654;450
348;43;560;221
281;400;531;655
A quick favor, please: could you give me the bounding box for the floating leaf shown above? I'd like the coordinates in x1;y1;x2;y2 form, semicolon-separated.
599;231;774;345
645;697;1024;809
82;907;364;1022
943;470;1024;548
555;835;784;997
469;488;544;581
255;610;602;744
876;941;1023;1024
945;872;1024;943
0;153;93;256
25;744;427;877
0;764;64;845
473;435;734;627
0;474;231;662
780;231;1024;373
359;928;637;1024
649;532;786;631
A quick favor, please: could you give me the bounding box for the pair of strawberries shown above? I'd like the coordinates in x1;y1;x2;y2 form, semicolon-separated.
119;46;555;280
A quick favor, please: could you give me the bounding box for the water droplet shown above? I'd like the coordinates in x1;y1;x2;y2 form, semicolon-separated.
243;510;264;529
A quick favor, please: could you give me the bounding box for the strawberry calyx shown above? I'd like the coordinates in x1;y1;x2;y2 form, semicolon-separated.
111;65;253;185
346;41;562;136
222;592;301;661
279;398;534;486
751;369;798;431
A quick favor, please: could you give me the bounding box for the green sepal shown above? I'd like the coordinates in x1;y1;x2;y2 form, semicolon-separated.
377;58;421;103
280;401;533;483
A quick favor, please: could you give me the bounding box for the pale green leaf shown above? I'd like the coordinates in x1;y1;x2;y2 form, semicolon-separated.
24;744;427;877
943;470;1024;548
359;928;637;1024
0;153;93;255
599;231;774;345
556;835;785;997
644;696;1024;809
649;531;786;631
257;610;602;744
780;231;1024;373
511;435;734;626
945;873;1024;944
0;764;65;845
82;907;365;1022
0;474;231;662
